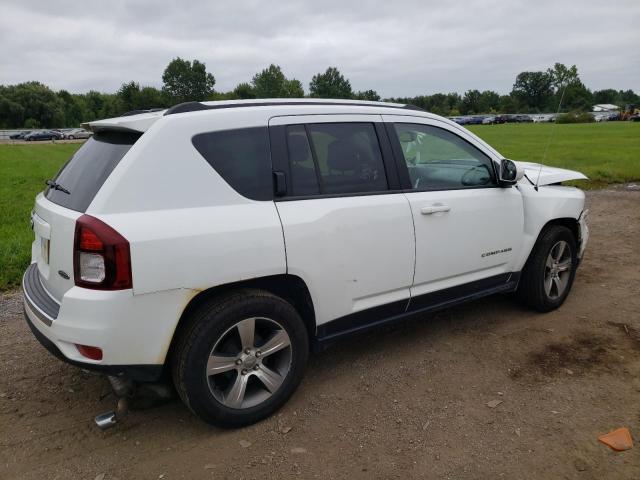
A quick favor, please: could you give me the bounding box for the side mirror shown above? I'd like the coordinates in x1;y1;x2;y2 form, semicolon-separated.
499;159;524;186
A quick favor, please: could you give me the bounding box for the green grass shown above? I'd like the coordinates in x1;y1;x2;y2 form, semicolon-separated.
467;122;640;188
0;143;81;290
0;122;638;290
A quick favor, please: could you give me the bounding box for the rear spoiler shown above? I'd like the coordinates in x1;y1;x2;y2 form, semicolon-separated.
81;109;166;133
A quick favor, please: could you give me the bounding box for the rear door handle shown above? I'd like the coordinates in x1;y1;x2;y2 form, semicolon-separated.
420;204;451;215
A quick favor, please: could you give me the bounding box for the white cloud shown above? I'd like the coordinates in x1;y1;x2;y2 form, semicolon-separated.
0;0;638;96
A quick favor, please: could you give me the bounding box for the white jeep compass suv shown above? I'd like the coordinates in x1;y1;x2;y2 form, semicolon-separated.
23;99;589;428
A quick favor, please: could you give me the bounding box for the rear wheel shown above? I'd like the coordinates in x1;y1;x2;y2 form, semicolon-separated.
172;289;309;428
517;225;577;312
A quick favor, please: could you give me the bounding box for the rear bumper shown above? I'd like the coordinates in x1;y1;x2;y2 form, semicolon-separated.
22;263;195;382
23;308;163;382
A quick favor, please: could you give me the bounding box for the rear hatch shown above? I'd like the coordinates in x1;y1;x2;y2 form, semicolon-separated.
32;131;141;302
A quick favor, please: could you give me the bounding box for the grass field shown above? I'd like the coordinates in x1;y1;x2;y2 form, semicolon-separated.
0;143;82;290
1;122;639;290
468;122;640;186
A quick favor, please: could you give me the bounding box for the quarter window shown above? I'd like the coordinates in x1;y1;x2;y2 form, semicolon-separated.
192;127;272;201
287;122;388;196
394;123;496;190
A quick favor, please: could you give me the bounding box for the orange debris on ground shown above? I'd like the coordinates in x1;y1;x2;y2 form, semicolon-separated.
598;428;634;452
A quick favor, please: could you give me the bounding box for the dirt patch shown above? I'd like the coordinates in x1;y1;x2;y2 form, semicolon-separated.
1;186;640;480
511;332;615;379
609;321;640;352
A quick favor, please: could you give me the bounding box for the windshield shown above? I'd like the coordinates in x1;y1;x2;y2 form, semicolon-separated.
45;131;141;212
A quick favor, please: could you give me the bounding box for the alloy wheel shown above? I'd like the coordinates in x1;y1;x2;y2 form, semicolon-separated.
544;240;572;299
206;317;292;409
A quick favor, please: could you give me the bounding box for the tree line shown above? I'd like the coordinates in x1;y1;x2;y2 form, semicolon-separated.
0;58;637;129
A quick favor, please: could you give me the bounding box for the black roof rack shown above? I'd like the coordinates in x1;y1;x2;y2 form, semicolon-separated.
164;100;425;116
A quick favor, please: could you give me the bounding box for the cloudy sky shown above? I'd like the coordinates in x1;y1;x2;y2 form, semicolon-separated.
1;0;638;97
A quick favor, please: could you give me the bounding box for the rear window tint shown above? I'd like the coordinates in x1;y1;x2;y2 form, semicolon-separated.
306;123;388;195
192;127;272;201
45;131;141;212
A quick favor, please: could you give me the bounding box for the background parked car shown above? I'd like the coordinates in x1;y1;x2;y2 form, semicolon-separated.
465;116;486;125
512;114;533;123
532;114;555;123
482;116;496;125
24;130;62;141
9;131;30;139
64;128;93;139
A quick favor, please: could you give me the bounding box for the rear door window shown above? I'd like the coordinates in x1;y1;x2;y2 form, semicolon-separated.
287;122;388;196
45;131;141;212
192;127;272;201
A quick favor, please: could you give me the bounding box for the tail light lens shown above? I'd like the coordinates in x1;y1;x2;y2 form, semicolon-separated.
73;215;132;290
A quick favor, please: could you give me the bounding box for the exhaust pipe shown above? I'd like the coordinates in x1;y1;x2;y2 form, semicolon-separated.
94;395;130;430
94;411;117;429
93;375;174;430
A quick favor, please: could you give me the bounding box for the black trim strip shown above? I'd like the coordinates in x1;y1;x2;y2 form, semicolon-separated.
22;263;59;325
165;101;423;116
275;189;407;202
303;124;325;193
23;309;163;383
315;272;520;349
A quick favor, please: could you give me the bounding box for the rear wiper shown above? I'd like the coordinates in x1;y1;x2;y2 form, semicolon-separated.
45;179;70;195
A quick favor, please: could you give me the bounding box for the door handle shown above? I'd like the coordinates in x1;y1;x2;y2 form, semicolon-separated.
420;204;451;215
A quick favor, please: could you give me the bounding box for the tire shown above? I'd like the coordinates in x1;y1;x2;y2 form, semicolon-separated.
68;135;74;140
517;225;578;312
172;289;309;428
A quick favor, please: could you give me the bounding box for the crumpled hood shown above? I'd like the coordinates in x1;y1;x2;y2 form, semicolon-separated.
514;161;588;186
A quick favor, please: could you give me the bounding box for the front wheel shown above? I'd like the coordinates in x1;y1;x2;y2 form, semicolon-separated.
172;289;309;428
517;225;578;312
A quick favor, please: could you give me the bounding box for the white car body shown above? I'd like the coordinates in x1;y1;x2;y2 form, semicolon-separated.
23;99;589;383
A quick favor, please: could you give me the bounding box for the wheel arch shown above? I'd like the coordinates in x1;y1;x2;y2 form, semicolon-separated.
522;217;580;269
542;217;580;244
166;274;316;367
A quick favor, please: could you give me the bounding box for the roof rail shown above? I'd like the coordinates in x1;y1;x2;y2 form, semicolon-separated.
164;100;424;116
121;108;165;117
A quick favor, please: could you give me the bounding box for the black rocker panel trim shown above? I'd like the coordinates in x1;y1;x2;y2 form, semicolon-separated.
315;272;520;348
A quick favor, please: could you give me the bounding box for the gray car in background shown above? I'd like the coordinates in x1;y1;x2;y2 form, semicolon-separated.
64;128;93;139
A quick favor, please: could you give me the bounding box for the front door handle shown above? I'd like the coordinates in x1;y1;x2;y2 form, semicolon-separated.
421;204;451;215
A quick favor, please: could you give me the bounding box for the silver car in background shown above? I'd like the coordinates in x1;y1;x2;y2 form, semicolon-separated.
64;128;93;139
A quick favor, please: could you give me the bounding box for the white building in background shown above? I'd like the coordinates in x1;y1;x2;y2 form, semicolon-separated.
592;104;620;112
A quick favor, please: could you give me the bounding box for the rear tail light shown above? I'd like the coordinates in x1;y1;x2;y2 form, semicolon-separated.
73;215;132;290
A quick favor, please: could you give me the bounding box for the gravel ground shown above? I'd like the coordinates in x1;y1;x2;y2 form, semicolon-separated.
1;186;639;480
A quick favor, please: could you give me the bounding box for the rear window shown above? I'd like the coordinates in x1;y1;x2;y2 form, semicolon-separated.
45;131;141;212
191;127;272;201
